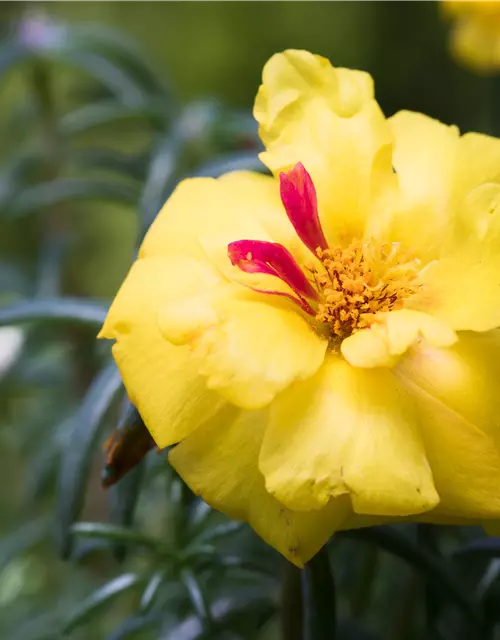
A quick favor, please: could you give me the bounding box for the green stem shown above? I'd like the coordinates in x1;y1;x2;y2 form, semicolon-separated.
417;524;441;635
302;546;336;640
350;544;378;619
281;562;303;640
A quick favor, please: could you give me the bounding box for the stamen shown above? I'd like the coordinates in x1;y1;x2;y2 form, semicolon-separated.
309;240;420;339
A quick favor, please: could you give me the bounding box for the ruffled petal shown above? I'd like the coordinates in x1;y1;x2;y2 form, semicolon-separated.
341;310;457;369
254;49;393;243
396;330;500;517
371;111;460;262
260;354;438;515
169;406;350;567
140;172;308;264
409;184;500;331
99;257;225;447
165;296;327;410
456;132;500;196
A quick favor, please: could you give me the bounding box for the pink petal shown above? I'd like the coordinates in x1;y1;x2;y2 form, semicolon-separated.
280;163;329;255
228;239;319;303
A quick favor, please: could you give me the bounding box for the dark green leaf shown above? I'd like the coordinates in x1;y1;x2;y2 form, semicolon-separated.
186;521;244;554
60;100;166;136
70;148;146;181
302;546;336;640
55;363;122;558
4;177;139;218
106;402;150;561
71;522;164;555
52;49;146;108
140;570;167;613
108;466;145;563
62;573;143;634
139;133;187;234
181;568;214;634
0;517;50;573
0;298;108;328
340;526;483;626
453;537;500;561
67;23;175;105
105;614;162;640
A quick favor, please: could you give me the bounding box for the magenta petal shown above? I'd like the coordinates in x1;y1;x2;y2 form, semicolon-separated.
228;239;319;302
280;163;328;255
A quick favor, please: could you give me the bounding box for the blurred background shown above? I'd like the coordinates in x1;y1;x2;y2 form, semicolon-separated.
1;2;500;640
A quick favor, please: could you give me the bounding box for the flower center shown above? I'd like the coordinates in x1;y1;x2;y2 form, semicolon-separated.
309;240;420;339
227;163;422;343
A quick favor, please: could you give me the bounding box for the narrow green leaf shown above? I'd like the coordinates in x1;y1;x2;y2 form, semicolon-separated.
106;401;149;561
186;521;244;553
0;298;108;328
5;177;139;218
105;614;162;640
71;522;164;554
62;573;143;634
67;23;175;105
0;517;50;573
139;133;187;234
454;537;500;561
140;570;167;613
302;546;336;640
341;526;483;626
60;100;165;136
181;568;214;633
108;466;145;563
55;363;122;558
70;149;146;181
53;49;146;108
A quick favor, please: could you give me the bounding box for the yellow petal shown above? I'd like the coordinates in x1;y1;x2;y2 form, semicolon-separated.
340;323;396;369
169;405;350;567
260;354;438;516
99;257;224;447
383;310;457;354
456;132;500;197
254;49;393;243
140;172;306;261
341;310;457;369
374;111;459;262
178;297;327;410
100;256;224;342
396;330;500;517
410;184;500;331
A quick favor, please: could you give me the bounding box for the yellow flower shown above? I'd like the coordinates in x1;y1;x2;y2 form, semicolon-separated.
443;0;500;72
100;50;500;567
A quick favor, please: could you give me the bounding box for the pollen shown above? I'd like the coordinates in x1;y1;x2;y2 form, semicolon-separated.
309;240;421;339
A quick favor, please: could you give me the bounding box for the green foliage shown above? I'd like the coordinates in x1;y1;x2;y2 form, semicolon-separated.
1;7;500;640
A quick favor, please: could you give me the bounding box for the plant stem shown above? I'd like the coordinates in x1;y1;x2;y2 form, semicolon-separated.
281;562;303;640
350;544;378;619
302;546;336;640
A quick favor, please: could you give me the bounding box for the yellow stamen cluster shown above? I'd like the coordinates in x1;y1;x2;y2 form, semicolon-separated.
310;240;420;340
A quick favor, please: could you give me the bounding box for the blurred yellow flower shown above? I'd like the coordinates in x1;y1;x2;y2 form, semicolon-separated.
443;0;500;72
100;50;500;566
